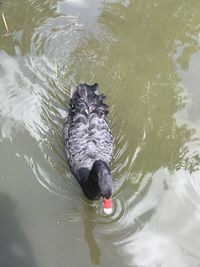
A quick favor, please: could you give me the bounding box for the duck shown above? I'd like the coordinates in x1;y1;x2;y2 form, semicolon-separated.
64;83;114;214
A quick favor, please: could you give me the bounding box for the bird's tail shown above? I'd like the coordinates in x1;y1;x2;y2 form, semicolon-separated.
69;83;108;116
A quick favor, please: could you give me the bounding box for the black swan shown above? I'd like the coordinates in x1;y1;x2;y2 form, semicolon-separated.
64;83;114;214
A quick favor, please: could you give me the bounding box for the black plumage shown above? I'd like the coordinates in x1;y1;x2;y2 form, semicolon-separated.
64;83;114;200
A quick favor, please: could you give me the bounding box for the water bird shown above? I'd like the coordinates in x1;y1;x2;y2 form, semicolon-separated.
64;83;114;214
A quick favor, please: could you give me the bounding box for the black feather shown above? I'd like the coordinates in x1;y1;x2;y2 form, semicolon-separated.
64;83;113;200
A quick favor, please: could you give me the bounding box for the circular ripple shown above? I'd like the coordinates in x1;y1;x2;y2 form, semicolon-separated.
20;5;143;233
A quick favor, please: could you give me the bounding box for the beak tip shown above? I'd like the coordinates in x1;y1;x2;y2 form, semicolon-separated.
103;207;112;215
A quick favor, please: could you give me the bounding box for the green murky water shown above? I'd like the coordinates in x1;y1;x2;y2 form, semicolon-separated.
0;1;200;266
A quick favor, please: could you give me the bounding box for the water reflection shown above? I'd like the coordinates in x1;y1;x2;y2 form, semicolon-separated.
0;0;58;56
98;0;200;180
1;0;200;266
83;204;100;265
117;169;200;267
0;193;37;267
123;230;189;267
97;1;200;266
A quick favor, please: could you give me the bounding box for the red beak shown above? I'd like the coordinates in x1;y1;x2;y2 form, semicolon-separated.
103;197;112;214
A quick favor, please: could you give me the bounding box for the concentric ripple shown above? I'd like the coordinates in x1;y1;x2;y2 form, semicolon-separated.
20;4;133;208
2;1;200;267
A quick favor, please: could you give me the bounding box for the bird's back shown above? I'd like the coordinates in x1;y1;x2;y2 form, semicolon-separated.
64;83;113;177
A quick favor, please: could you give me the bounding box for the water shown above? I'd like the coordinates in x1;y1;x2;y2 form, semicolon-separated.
0;1;200;266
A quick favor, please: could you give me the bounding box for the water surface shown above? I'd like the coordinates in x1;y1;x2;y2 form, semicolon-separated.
0;1;200;266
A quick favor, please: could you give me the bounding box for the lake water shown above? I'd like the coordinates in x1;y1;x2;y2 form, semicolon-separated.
0;1;200;266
